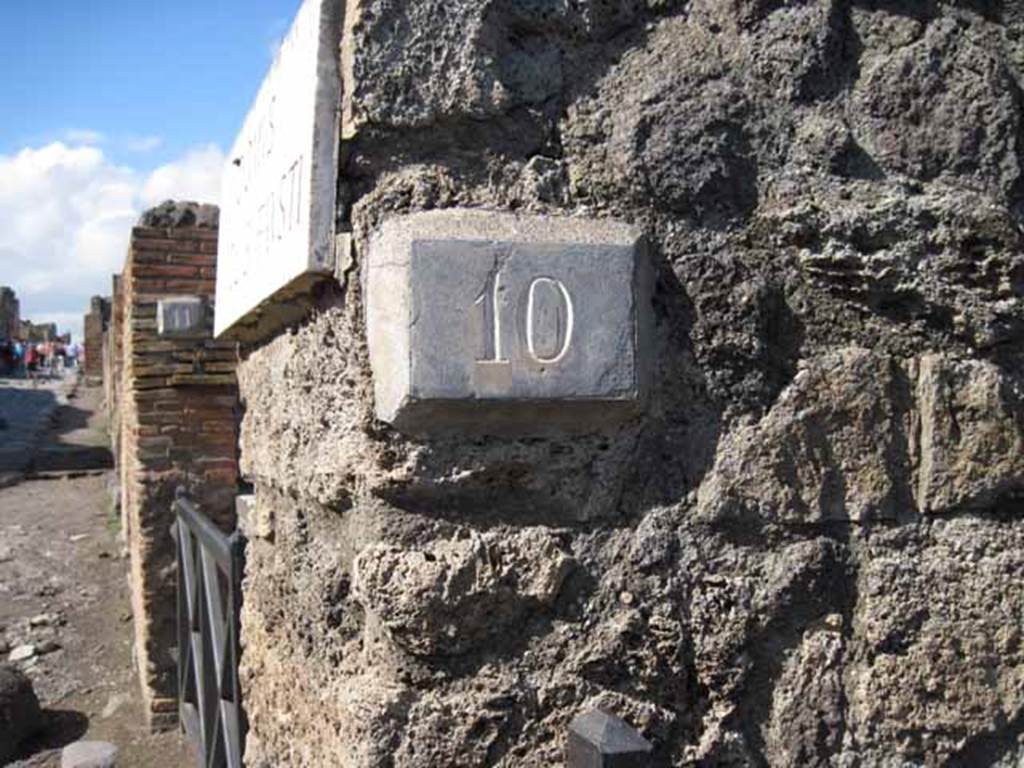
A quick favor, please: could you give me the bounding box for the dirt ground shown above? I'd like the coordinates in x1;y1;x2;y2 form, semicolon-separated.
0;384;192;767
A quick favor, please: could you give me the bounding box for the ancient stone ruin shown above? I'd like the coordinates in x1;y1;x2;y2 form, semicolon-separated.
105;203;240;730
0;287;20;342
82;296;111;385
88;1;1024;765
192;1;1024;765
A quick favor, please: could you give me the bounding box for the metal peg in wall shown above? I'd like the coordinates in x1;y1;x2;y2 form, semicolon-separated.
566;709;653;767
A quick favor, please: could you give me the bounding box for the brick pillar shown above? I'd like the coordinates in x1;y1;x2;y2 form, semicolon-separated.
104;275;123;422
83;295;110;385
0;287;19;341
119;205;240;730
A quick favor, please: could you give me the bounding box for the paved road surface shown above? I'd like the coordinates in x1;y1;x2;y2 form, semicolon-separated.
0;384;192;767
0;374;74;486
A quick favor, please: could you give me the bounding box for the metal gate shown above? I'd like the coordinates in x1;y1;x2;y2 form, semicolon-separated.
172;490;247;768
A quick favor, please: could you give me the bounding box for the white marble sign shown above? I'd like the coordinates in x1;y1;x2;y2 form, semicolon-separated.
214;0;343;338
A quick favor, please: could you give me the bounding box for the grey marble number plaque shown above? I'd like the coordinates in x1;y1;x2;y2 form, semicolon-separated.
366;210;650;435
157;297;205;336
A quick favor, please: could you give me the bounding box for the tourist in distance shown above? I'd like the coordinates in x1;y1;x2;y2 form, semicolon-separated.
13;339;24;376
23;342;38;385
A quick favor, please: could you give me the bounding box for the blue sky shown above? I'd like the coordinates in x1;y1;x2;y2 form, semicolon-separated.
0;0;301;341
0;0;297;165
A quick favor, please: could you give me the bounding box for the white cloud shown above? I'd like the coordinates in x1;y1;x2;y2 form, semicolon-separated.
0;141;225;343
65;129;105;145
125;135;163;153
142;144;224;206
267;16;290;60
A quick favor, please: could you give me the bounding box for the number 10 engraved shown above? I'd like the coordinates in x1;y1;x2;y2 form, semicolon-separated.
474;268;508;363
474;267;575;365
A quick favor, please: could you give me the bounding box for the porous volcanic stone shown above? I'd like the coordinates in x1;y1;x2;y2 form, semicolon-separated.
0;664;43;763
138;200;218;229
232;1;1024;765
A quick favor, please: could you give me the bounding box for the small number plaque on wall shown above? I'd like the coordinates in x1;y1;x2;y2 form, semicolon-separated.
365;210;650;434
157;296;207;337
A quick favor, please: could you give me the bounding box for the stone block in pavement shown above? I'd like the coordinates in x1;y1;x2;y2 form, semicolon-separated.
61;740;119;768
365;209;652;435
0;379;62;474
8;644;36;663
0;664;43;764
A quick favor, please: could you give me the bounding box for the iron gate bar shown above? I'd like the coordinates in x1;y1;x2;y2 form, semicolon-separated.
173;490;247;768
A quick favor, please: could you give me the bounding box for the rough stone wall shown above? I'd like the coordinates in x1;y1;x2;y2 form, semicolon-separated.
21;321;61;344
236;2;1024;766
117;206;241;730
36;322;58;342
0;287;19;341
83;296;110;383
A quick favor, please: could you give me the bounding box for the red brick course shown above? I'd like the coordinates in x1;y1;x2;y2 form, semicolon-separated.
111;219;240;731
